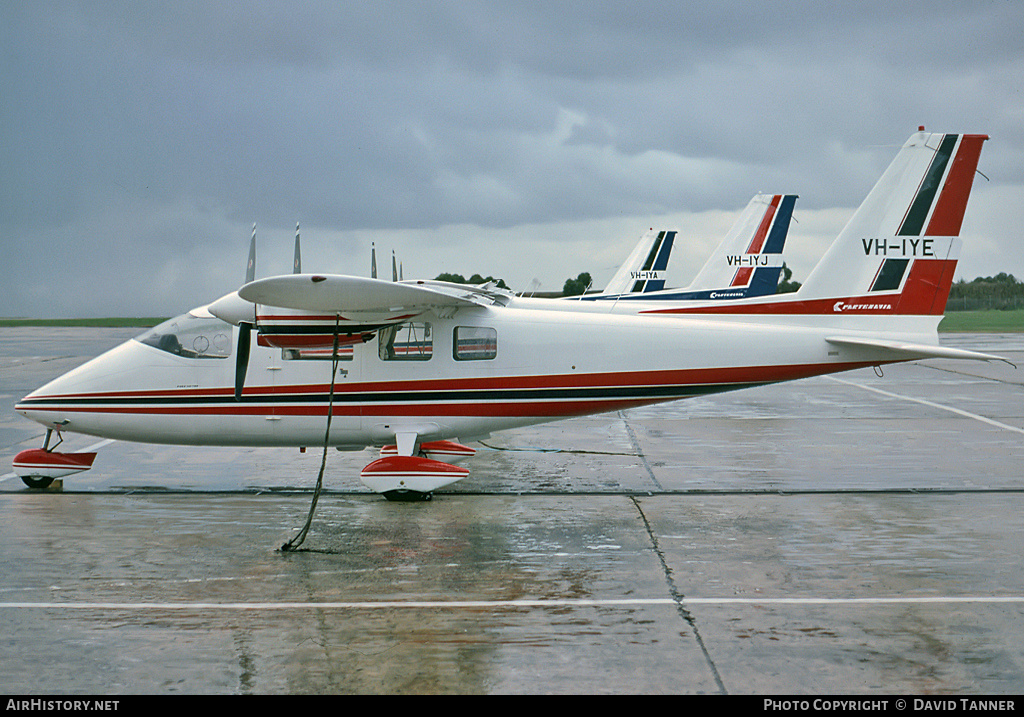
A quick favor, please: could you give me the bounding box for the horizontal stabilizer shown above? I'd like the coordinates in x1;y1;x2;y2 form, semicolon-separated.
825;336;1011;364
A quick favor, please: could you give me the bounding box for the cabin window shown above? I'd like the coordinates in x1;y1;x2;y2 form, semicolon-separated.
137;312;232;359
453;326;497;361
379;322;433;361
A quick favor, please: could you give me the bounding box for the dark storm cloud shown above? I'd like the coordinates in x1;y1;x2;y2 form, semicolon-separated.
2;1;1022;317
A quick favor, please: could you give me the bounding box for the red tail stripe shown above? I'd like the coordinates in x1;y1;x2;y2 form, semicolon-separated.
926;134;988;237
731;194;780;286
730;266;754;287
744;194;781;254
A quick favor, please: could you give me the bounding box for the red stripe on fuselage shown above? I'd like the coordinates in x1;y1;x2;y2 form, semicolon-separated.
17;361;880;420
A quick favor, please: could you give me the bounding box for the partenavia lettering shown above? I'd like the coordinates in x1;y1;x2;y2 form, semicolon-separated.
833;301;893;312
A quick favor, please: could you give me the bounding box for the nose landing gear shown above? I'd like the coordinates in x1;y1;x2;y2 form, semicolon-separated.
12;430;97;489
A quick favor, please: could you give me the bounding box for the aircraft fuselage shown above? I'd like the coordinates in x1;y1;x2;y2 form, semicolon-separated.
14;304;903;450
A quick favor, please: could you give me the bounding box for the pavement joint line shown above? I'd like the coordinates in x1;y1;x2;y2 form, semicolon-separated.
618;411;664;491
3;597;1024;610
629;495;726;694
826;375;1024;435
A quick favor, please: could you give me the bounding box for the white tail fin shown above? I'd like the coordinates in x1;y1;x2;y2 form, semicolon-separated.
600;229;675;296
593;194;796;303
796;131;988;314
642;132;987;318
685;193;796;298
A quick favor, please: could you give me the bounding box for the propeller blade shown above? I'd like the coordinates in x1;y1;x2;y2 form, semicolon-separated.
246;224;257;284
234;322;252;401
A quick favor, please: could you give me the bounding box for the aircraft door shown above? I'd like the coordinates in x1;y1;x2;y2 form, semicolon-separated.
274;336;365;446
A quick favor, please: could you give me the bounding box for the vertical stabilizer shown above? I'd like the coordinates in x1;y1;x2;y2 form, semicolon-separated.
797;131;987;315
686;193;797;296
600;229;676;296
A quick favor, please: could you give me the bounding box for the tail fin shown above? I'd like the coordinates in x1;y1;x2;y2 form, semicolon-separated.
645;132;988;318
797;131;988;314
596;194;796;303
685;193;797;298
600;229;675;295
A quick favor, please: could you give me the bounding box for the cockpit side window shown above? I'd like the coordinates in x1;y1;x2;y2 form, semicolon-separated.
136;313;232;359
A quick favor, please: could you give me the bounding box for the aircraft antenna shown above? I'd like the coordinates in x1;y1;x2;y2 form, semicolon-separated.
371;243;377;279
293;223;301;274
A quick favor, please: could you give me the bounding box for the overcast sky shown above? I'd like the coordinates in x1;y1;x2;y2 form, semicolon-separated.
2;1;1022;318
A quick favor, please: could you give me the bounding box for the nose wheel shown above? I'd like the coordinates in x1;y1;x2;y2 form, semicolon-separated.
20;475;54;490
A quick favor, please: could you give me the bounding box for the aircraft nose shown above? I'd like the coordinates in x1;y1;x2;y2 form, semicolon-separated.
14;339;140;432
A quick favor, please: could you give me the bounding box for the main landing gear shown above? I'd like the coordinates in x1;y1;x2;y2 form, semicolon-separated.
360;440;475;501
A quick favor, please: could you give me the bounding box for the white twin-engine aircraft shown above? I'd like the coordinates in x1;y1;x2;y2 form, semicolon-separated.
14;131;1003;501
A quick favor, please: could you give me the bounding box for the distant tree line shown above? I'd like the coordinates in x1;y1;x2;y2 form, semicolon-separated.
777;263;801;294
946;273;1024;311
562;272;593;297
434;273;509;289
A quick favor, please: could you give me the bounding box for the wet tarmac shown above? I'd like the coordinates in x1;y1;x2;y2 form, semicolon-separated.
2;327;1024;694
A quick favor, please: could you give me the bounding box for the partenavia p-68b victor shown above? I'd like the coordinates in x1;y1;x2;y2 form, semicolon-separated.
13;130;1004;503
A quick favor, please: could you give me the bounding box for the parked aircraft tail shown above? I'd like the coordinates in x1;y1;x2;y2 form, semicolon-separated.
797;131;987;314
683;193;796;299
592;194;796;302
599;229;676;296
646;131;988;318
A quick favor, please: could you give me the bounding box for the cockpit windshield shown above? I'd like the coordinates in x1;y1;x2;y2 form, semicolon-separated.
136;309;232;359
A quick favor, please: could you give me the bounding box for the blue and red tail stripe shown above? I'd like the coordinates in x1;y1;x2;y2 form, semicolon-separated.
870;133;987;305
630;231;676;293
730;194;796;293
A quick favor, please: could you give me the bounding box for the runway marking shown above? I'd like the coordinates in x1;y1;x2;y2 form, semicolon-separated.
2;597;1024;610
826;376;1024;436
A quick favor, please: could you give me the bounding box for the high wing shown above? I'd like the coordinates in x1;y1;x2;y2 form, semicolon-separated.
211;273;512;353
238;273;510;314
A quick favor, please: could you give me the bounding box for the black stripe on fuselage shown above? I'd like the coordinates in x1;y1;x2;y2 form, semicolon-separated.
16;380;769;409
